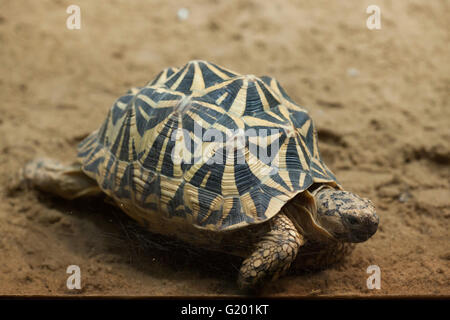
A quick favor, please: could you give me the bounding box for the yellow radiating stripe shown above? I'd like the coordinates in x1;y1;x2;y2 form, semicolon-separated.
139;113;174;162
254;81;271;111
183;121;218;182
201;140;224;165
170;66;190;90
190;61;205;91
277;104;292;121
201;78;233;95
96;151;108;185
127;87;141;95
184;183;199;220
146;67;180;87
154;98;182;109
313;134;321;158
240;193;258;220
247;130;283;153
170;114;184;178
114;161;127;189
227;78;247;116
163;67;179;82
132;171;148;199
220;148;240;196
140;87;183;110
156;139;169;172
194;100;227;115
154;120;178;172
183;161;202;184
259;79;282;106
138;105;151;121
200;171;212;188
271;142;286;172
295;137;310;170
264;109;286;123
311;157;326;173
243;116;286;128
267;78;303;111
110;115;127;157
269;78;280;95
208;195;225;226
299;171;306;188
115;100;128;110
215;91;228;105
297;118;311;138
198;193;223;225
276;169;294;193
246;150;275;183
205;62;239;80
140;130;158;161
127;106;136;160
219;197;238;225
210;115;245;139
263;197;280;218
137;93;158;108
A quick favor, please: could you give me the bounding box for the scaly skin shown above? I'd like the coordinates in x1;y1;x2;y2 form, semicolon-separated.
237;213;304;288
22;158;100;199
313;187;378;243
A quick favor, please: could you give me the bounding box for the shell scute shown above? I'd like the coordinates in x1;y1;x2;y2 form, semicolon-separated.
77;61;339;231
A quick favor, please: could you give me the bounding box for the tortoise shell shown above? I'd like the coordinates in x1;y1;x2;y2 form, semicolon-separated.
77;60;339;231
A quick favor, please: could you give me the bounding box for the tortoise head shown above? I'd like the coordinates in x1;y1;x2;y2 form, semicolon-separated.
314;188;379;243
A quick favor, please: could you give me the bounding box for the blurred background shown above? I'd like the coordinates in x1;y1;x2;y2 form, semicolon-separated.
0;0;448;296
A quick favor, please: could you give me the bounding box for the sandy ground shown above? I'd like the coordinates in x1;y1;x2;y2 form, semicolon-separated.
0;0;449;296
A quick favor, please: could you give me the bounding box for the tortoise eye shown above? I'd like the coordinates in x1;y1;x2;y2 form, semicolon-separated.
347;216;358;225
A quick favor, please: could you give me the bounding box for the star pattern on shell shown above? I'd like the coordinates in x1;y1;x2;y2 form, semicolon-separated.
77;60;339;231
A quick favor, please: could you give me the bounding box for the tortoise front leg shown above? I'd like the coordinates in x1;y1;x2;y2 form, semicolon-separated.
22;158;100;200
238;213;304;289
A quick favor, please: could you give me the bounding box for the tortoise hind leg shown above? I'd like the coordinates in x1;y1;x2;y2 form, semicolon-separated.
238;213;305;289
22;158;100;200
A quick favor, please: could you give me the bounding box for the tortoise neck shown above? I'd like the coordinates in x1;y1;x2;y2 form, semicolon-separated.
281;190;335;242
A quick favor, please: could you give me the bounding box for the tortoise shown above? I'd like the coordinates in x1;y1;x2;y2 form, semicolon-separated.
22;60;379;288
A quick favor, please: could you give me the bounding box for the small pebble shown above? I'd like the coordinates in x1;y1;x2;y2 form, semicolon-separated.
177;8;190;21
398;191;412;203
347;67;360;77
